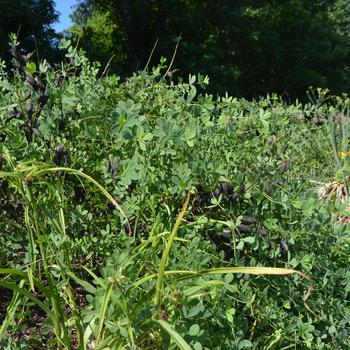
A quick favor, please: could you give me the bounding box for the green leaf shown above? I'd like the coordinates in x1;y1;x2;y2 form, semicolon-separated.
239;339;253;349
189;324;200;336
243;236;255;244
157;320;192;350
25;62;37;73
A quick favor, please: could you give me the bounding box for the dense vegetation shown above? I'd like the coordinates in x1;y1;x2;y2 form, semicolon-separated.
1;38;350;349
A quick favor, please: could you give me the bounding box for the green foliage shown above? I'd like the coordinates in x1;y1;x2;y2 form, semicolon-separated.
70;9;127;72
71;0;350;99
0;0;59;63
0;38;350;349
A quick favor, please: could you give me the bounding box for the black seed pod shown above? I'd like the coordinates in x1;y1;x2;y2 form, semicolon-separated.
111;158;119;175
229;192;241;203
22;91;31;101
207;229;234;260
280;239;289;257
10;47;25;67
238;182;245;194
241;216;254;225
254;166;263;174
58;119;65;132
54;144;65;165
269;135;277;154
220;182;233;195
38;94;49;108
32;128;43;139
237;224;250;234
105;159;111;173
26;103;33;122
258;226;267;236
6;109;17;120
35;74;46;92
220;230;232;242
55;144;64;155
63;153;70;166
54;75;63;87
74;185;86;202
108;196;122;210
128;181;137;194
25;72;36;87
263;180;273;196
276;179;284;187
207;230;221;244
278;160;291;174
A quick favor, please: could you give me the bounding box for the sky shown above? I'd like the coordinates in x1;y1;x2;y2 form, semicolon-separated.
53;0;77;32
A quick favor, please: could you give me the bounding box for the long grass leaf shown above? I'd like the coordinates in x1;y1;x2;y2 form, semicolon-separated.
96;281;114;345
0;281;55;320
50;265;96;294
0;280;25;342
155;191;191;307
157;319;192;350
3;166;131;234
138;266;315;315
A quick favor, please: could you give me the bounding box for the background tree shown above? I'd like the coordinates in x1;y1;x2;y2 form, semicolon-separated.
0;0;58;63
71;0;350;98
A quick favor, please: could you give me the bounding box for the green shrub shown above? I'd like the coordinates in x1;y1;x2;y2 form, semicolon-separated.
0;37;349;349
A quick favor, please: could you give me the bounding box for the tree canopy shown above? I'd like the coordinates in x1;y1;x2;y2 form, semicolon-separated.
0;0;349;99
0;0;59;62
70;0;350;99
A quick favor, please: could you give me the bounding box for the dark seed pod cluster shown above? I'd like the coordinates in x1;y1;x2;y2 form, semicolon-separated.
5;108;23;123
10;46;30;71
9;46;50;144
192;186;211;206
213;182;233;197
74;185;86;202
0;199;24;222
212;182;242;203
54;75;63;88
236;216;255;235
53;145;70;166
207;214;259;260
207;229;234;260
105;157;119;175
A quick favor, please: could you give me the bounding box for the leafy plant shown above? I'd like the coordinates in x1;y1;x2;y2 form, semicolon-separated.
0;38;349;349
